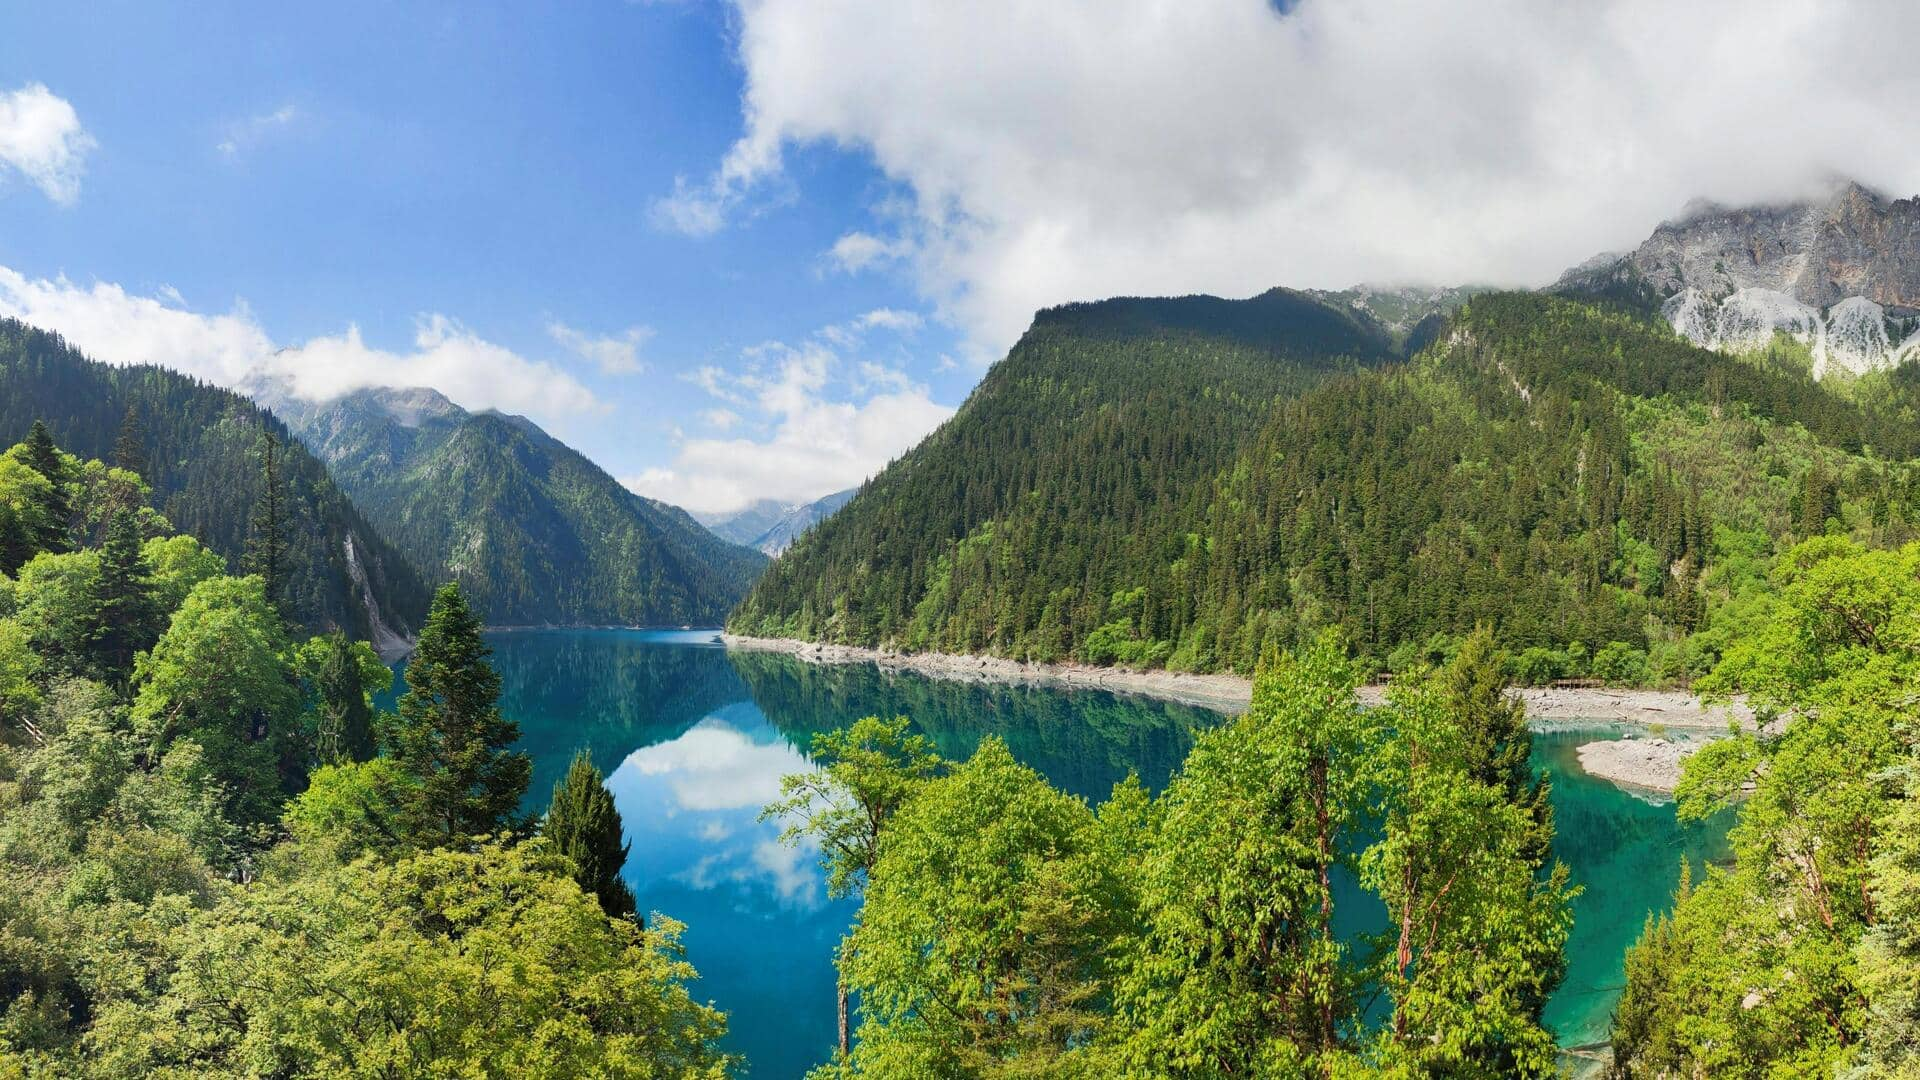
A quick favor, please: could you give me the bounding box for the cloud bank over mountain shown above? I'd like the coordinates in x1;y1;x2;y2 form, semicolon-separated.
666;0;1920;359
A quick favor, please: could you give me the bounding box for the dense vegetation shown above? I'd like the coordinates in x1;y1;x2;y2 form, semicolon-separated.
268;385;766;628
0;320;428;642
734;292;1920;683
1610;536;1920;1076
769;630;1575;1077
0;432;731;1076
732;288;1397;656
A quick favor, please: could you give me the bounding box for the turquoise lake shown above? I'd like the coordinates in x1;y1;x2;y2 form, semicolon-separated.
392;628;1730;1077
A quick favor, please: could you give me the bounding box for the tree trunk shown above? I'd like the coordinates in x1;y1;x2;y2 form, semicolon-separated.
838;972;851;1060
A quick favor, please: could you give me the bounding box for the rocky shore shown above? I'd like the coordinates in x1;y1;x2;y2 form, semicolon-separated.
1574;736;1705;795
721;634;1752;734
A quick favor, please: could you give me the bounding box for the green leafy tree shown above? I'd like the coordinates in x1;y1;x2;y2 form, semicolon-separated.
140;533;226;616
85;841;734;1079
764;714;944;1058
1111;633;1376;1077
1615;537;1920;1076
544;750;637;920
0;452;57;576
389;582;530;847
827;737;1132;1079
130;574;300;828
1362;664;1574;1077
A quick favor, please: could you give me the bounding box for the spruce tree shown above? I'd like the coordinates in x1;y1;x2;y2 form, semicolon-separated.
113;405;148;479
390;583;530;846
244;426;289;615
90;506;157;679
544;750;638;920
316;632;379;765
21;419;71;553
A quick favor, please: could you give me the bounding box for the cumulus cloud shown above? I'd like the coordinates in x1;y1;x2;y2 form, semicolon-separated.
0;265;601;423
548;320;653;374
0;84;94;204
626;308;950;515
679;0;1920;359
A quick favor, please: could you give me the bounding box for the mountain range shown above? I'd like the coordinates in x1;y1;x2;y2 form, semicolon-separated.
697;489;856;556
732;180;1920;676
258;383;766;628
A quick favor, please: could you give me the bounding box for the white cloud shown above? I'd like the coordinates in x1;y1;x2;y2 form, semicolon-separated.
548;320;653;374
827;230;907;273
217;104;300;159
679;0;1920;359
0;84;94;204
625;309;949;515
0;265;601;424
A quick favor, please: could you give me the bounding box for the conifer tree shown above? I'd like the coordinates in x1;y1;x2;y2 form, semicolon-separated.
315;631;379;765
112;405;147;479
244;426;289;616
390;583;530;847
21;419;71;553
544;750;637;920
90;505;157;679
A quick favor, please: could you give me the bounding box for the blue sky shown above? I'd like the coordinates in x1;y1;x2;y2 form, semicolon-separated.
0;1;965;514
3;1;1917;515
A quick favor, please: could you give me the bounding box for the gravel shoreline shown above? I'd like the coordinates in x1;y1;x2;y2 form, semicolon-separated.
721;633;1752;733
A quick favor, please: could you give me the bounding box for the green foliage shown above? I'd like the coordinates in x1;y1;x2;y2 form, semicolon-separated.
544;750;637;920
131;575;300;828
304;632;383;765
827;737;1133;1078
0;319;430;638
799;634;1572;1077
389;582;531;846
0;429;731;1077
1614;537;1920;1076
86;841;734;1079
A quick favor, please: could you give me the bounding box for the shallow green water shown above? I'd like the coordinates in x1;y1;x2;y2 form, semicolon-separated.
395;629;1728;1076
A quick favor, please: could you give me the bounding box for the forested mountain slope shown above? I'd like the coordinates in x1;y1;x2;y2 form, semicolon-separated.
0;318;427;644
729;287;1400;653
733;291;1920;680
266;385;766;627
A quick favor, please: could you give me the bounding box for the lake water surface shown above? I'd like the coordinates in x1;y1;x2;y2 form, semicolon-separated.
393;629;1729;1077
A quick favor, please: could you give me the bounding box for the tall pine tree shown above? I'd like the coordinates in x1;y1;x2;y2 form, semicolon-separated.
544;750;638;920
112;404;148;479
244;425;289;616
90;506;157;680
390;583;530;847
315;631;379;765
21;419;71;553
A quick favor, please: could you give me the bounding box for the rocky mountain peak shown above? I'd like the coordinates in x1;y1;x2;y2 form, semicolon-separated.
1564;179;1920;377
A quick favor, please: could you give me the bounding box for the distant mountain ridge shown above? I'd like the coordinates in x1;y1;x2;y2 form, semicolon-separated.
0;318;429;648
260;383;767;628
699;489;856;556
1561;180;1920;376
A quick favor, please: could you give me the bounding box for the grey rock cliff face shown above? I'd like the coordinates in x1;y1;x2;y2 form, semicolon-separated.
1628;182;1920;315
1564;182;1920;376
